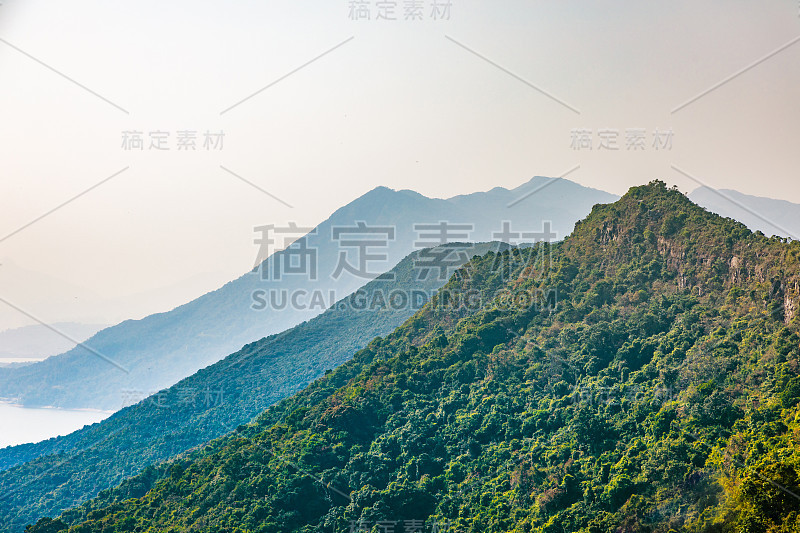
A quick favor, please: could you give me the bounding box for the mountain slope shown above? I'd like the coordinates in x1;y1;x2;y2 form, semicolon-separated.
30;182;800;532
0;178;616;411
0;243;504;533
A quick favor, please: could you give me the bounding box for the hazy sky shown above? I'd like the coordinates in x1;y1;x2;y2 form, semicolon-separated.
0;0;798;328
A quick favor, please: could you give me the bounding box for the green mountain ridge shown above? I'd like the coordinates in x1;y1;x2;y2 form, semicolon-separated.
27;182;800;532
0;243;503;533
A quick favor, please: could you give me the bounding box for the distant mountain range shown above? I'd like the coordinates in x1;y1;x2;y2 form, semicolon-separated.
0;242;506;532
689;186;800;240
0;177;616;410
22;181;800;533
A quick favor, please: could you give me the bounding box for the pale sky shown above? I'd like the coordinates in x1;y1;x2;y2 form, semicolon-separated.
0;0;798;328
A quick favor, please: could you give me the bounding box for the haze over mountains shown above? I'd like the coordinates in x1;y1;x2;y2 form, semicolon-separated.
0;259;228;332
2;180;793;407
689;186;800;240
19;182;800;533
4;177;799;532
0;177;616;411
0;242;505;532
0;323;106;363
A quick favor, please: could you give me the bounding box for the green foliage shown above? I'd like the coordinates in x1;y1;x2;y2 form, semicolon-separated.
23;182;800;533
0;244;501;533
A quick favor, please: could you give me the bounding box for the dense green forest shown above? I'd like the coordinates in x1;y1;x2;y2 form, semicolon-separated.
28;182;800;532
0;243;501;533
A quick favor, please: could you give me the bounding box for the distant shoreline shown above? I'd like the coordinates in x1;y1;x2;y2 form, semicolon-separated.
0;399;114;415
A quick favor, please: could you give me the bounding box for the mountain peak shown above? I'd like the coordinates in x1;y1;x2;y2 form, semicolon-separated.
576;180;702;230
563;180;766;284
513;175;556;189
351;185;430;205
361;185;397;198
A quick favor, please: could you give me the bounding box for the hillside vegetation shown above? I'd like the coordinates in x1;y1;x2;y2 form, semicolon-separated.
0;244;501;533
29;182;800;533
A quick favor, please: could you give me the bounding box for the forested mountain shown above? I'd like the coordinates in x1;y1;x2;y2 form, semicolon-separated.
0;178;615;411
28;182;800;532
0;243;504;533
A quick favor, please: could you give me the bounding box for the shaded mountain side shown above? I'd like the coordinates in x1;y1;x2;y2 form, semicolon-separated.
0;178;616;411
0;243;506;533
28;182;800;533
